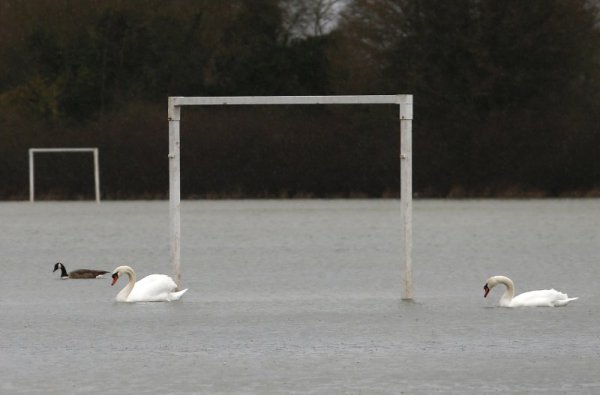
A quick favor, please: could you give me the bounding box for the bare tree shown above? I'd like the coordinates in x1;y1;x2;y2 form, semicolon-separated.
280;0;345;41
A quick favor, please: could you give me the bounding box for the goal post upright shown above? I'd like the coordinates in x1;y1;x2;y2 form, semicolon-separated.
168;98;182;290
93;148;100;204
167;95;414;299
29;149;34;202
399;95;413;300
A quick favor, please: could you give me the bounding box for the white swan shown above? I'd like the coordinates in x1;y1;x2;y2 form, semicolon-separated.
110;265;188;302
483;275;578;307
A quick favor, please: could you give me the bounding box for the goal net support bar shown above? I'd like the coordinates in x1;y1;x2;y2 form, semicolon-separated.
168;95;413;299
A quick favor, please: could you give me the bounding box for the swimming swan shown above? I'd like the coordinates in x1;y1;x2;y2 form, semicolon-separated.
110;265;188;302
53;262;109;279
483;275;578;307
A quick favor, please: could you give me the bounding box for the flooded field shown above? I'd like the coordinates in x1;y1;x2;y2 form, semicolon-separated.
1;199;598;394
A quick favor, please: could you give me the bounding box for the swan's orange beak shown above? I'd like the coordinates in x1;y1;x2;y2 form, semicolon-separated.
484;284;490;298
111;273;119;286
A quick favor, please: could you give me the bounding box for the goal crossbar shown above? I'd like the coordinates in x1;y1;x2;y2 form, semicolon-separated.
168;95;413;299
172;95;408;106
29;147;100;203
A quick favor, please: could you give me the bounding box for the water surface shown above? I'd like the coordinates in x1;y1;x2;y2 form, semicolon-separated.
1;199;598;393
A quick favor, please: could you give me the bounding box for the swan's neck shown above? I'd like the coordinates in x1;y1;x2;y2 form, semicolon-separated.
116;269;136;301
496;276;515;304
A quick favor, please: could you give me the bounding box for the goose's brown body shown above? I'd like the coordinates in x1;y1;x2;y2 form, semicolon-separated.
53;262;109;279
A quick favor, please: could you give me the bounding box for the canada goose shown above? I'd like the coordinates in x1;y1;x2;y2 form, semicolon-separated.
53;262;109;279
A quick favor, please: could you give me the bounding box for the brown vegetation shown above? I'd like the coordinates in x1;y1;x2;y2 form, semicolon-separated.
1;0;599;199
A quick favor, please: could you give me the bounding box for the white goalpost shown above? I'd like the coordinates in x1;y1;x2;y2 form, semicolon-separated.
29;147;101;203
168;95;413;299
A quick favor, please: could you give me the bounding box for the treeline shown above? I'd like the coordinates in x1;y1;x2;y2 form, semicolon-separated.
1;0;599;199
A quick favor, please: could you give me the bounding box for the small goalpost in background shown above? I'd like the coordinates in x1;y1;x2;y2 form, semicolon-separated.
168;95;414;299
29;148;101;203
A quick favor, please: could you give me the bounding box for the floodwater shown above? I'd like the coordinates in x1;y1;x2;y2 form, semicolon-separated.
1;199;599;394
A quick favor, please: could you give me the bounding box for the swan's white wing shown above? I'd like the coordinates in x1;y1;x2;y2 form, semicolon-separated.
510;289;576;307
168;288;188;301
127;274;180;302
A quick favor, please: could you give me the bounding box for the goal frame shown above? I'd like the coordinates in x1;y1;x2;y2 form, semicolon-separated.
168;95;413;299
29;147;101;203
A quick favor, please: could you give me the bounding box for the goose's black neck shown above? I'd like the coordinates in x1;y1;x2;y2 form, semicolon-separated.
55;263;68;278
